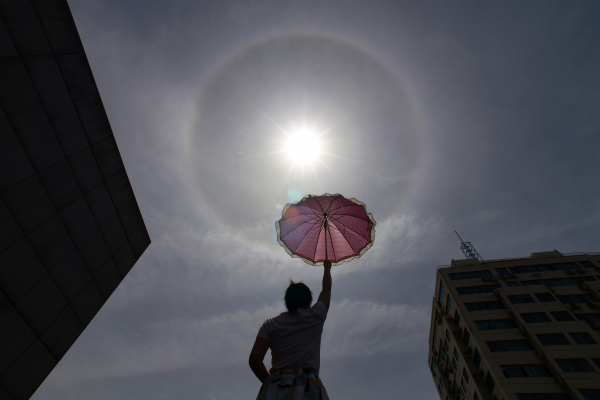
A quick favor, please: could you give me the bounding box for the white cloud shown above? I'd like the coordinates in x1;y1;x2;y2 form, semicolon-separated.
44;299;428;386
322;299;429;358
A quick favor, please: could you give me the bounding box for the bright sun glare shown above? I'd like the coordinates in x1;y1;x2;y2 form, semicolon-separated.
285;131;322;164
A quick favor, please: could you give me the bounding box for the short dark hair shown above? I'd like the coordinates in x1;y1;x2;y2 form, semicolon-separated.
285;281;313;312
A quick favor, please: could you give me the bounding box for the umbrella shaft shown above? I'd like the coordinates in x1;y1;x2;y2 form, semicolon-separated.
324;219;328;261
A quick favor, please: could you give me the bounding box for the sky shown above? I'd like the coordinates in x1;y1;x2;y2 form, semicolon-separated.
32;1;600;399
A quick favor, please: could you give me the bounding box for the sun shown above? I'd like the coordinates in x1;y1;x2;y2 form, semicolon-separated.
285;130;322;164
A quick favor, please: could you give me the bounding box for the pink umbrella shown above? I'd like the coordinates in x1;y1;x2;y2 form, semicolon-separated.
276;193;376;265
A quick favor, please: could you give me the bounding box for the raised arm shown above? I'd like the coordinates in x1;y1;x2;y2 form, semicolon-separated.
317;260;332;310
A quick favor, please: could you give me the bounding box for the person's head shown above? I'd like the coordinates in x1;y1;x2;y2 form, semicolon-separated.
285;281;313;312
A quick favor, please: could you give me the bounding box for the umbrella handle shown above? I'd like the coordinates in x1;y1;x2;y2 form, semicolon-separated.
324;218;328;262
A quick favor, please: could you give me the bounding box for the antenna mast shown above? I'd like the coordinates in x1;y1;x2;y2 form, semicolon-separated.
455;231;483;263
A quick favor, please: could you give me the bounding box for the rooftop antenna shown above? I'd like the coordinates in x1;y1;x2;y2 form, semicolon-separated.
455;231;483;263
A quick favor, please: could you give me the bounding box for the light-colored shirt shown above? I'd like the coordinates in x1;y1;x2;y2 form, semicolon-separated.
257;301;328;374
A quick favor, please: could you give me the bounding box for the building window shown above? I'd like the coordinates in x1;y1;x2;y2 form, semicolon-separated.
522;276;595;288
460;377;467;393
579;389;600;400
449;271;493;280
592;359;600;369
521;312;551;323
507;294;535;304
536;333;571;346
475;319;517;330
445;329;451;342
506;281;521;287
485;372;495;393
473;348;482;368
557;294;599;304
445;295;453;315
516;395;570;400
463;328;471;347
438;381;443;395
465;301;505;311
575;313;600;324
454;310;461;327
473;392;481;400
452;354;458;371
456;285;501;295
551;311;575;322
501;364;552;378
568;332;598;345
579;261;596;269
432;322;439;350
496;263;582;276
535;293;557;302
555;358;595;373
454;347;460;363
487;340;533;352
549;262;582;271
438;280;445;306
462;367;470;383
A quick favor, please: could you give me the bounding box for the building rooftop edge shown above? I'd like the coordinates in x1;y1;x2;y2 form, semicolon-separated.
437;250;600;269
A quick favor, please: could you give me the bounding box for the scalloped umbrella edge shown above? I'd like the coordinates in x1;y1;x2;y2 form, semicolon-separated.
275;193;376;266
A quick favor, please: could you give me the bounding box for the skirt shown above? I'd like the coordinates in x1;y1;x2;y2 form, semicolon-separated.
255;368;330;400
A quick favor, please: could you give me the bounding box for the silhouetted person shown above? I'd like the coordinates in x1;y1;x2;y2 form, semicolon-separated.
250;260;332;400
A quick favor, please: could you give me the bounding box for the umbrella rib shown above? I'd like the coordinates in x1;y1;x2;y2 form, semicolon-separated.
325;194;341;214
301;222;324;258
328;203;361;214
327;213;372;229
328;223;338;262
328;219;353;255
327;214;372;245
328;204;370;222
280;215;322;240
311;223;323;262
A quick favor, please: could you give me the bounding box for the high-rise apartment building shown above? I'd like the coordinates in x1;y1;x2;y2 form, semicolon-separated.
428;250;600;400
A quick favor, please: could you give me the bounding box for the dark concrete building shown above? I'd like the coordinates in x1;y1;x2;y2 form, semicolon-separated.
0;1;150;399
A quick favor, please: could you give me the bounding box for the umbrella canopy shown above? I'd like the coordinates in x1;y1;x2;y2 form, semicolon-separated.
276;193;376;265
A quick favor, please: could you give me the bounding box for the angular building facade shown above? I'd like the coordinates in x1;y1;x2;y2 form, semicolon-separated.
0;1;150;399
429;251;600;400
